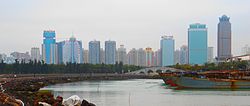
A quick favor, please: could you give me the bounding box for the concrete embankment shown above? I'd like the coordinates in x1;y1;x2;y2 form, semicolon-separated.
0;74;160;105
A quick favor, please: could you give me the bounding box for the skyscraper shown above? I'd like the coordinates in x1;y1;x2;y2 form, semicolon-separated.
62;36;83;64
89;40;100;64
188;23;208;64
84;50;89;63
31;47;40;61
174;50;180;64
56;41;65;64
180;45;188;64
153;49;162;66
105;40;116;64
42;30;57;64
128;48;137;66
161;36;175;66
217;15;232;61
137;48;146;66
100;48;105;64
117;45;127;64
207;47;214;63
145;47;154;67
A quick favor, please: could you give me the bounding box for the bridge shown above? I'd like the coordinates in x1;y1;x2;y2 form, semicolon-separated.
126;67;183;75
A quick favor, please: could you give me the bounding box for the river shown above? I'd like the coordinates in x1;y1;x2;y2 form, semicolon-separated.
41;79;250;106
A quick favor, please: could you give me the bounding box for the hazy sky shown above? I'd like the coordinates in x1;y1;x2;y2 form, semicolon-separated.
0;0;250;56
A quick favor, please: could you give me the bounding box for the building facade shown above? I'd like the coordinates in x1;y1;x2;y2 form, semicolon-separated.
188;23;208;65
128;48;137;66
105;40;116;64
84;50;89;63
145;47;154;67
42;30;57;64
174;50;180;64
56;41;65;64
153;49;162;66
137;48;146;66
31;47;40;61
117;45;127;64
161;36;175;66
62;37;83;64
207;47;214;63
89;40;100;64
180;45;188;64
100;48;105;64
217;15;232;62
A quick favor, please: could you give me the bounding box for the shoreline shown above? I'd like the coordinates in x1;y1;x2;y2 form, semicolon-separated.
0;74;160;105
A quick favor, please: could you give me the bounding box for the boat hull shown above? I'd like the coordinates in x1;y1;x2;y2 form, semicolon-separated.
176;77;250;89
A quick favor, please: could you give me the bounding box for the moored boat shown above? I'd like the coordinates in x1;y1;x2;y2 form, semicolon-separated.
160;70;250;89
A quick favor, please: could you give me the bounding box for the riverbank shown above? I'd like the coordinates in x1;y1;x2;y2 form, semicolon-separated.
0;74;160;105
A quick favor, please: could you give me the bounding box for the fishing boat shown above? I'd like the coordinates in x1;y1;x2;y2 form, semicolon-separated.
160;70;250;89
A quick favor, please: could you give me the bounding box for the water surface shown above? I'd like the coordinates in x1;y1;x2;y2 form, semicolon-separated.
41;79;250;106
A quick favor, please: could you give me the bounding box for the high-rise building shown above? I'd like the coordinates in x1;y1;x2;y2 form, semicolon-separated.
188;23;208;64
117;45;127;64
153;49;162;66
137;48;146;66
161;36;175;66
100;48;105;64
84;50;89;63
31;47;40;61
145;47;154;67
174;50;180;64
180;45;188;64
89;40;100;64
42;30;57;64
56;41;65;64
105;40;116;64
217;15;232;62
128;48;137;66
62;37;83;64
207;47;214;63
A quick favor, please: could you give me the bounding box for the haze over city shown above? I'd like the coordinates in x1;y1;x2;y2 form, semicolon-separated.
0;0;250;56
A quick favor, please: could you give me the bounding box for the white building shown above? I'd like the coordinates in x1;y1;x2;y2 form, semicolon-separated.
62;37;83;64
117;45;127;64
137;48;146;66
31;47;40;61
207;47;214;63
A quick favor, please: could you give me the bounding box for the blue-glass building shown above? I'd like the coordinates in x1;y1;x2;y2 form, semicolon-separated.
89;40;100;64
161;36;175;66
42;30;57;64
105;40;116;64
188;23;208;65
57;41;65;64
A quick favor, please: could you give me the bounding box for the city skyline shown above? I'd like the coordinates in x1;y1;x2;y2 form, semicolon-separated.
0;0;250;56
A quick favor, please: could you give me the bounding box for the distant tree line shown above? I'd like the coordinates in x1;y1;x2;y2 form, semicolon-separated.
172;61;249;71
0;59;142;74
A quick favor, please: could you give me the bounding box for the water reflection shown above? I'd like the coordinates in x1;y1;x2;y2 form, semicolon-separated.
41;79;250;106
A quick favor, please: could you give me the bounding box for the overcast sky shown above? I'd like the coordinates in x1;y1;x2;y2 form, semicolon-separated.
0;0;250;56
